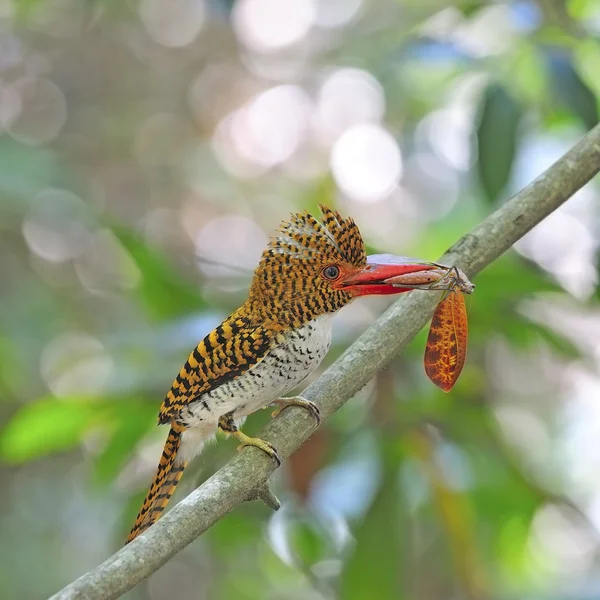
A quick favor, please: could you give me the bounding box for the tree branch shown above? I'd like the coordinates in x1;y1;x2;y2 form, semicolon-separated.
51;124;600;600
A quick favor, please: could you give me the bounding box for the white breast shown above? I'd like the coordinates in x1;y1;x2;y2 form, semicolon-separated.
180;313;334;428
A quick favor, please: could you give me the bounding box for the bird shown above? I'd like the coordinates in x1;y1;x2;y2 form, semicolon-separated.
127;204;435;543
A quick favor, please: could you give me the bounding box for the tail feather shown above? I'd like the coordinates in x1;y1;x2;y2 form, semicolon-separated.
127;423;187;543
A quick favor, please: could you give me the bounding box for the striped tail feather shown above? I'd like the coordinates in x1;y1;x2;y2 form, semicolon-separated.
126;423;187;543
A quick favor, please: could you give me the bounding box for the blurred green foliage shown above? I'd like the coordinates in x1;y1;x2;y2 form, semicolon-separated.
1;1;600;599
477;84;523;203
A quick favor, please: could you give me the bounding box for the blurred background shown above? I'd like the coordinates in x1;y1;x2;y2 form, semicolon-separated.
1;0;600;598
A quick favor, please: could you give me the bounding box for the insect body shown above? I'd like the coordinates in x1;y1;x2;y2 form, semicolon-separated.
424;287;469;392
384;263;473;391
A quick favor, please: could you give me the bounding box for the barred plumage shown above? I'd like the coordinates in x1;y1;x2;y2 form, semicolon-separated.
158;312;272;425
127;424;185;542
127;205;434;543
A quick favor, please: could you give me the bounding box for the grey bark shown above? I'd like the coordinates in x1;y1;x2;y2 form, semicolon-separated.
50;123;600;600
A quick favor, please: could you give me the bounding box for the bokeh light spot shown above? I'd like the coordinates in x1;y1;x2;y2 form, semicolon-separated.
416;108;473;170
529;504;595;580
41;332;114;397
74;230;141;292
314;0;362;28
516;209;597;299
195;215;267;279
330;124;402;203
139;0;206;48
212;85;312;176
233;0;315;52
315;68;385;142
7;78;67;145
23;189;90;263
236;85;312;167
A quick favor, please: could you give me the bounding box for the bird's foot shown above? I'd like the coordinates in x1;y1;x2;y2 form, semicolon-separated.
234;431;281;466
218;412;281;466
270;396;321;426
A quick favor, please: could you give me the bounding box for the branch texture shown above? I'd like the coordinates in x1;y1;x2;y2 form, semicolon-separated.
51;124;600;600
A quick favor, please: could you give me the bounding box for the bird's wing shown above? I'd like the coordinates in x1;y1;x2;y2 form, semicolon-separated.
158;311;275;424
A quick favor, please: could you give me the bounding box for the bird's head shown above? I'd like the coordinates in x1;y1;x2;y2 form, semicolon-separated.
247;205;435;327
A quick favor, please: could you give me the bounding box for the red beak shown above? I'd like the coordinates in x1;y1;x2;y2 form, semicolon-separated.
340;254;438;297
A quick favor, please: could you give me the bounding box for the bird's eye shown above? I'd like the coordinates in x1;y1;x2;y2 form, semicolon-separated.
322;265;340;280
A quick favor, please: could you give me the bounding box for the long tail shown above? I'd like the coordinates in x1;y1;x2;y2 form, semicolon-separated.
127;422;187;543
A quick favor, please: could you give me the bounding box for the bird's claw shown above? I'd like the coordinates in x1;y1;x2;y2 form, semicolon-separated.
235;432;281;466
270;396;321;426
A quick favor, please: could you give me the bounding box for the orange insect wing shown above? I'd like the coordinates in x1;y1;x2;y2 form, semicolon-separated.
424;289;468;392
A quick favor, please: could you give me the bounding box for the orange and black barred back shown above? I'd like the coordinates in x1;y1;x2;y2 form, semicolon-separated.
159;311;273;425
126;423;186;543
127;205;369;542
159;204;367;425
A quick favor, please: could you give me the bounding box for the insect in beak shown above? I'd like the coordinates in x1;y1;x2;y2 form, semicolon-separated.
382;263;474;392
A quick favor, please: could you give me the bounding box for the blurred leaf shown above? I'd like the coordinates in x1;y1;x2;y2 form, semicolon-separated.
476;83;523;204
0;398;98;462
568;0;599;19
546;47;598;130
511;44;547;104
463;419;542;578
0;396;156;469
473;255;560;296
341;447;405;600
464;255;582;358
113;228;207;321
409;431;487;597
289;518;329;568
531;322;581;359
209;511;264;556
458;1;483;17
13;0;43;20
93;399;156;484
0;139;61;202
495;515;532;579
573;39;600;101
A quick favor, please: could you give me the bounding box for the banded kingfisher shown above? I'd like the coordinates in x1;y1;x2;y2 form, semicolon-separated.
127;205;439;542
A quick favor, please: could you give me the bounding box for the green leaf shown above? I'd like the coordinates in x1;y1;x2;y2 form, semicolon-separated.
473;255;560;296
511;44;547;105
93;400;156;484
113;228;207;321
573;39;600;101
341;446;406;600
0;396;155;470
458;1;483;17
568;0;599;19
209;511;264;556
531;323;582;359
13;0;43;20
476;83;523;204
0;398;97;462
288;518;329;568
546;47;598;130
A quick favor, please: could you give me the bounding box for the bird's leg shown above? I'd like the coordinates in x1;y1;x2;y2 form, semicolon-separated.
218;412;281;466
270;396;321;425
